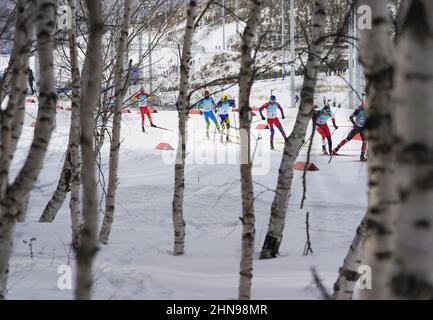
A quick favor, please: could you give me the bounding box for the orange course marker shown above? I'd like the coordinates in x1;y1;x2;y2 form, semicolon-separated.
294;162;319;171
155;143;174;151
256;124;269;130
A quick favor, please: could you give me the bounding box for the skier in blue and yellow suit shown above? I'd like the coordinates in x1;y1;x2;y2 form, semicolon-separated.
196;90;221;138
216;95;232;142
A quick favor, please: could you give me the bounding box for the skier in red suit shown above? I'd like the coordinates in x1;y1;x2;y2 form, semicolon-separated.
259;95;287;150
333;103;367;161
133;87;156;132
313;105;338;155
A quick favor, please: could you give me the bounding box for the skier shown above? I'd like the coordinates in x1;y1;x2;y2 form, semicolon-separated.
313;105;338;155
196;90;220;138
333;103;367;161
259;95;287;150
133;87;156;132
27;67;35;95
227;96;236;108
216;95;232;142
322;96;331;108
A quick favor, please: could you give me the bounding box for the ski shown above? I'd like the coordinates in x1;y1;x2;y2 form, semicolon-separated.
223;140;240;145
328;153;358;164
155;125;174;132
146;125;174;132
331;153;358;157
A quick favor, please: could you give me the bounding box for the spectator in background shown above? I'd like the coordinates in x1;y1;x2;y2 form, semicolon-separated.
27;67;35;95
131;66;140;85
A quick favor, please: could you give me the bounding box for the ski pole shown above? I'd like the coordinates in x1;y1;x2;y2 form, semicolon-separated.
299;118;316;150
328;126;353;164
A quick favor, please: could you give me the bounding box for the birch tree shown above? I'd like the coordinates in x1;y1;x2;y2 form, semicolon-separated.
75;0;104;300
39;152;72;222
38;0;82;248
390;0;433;299
0;0;57;299
237;0;262;300
0;3;15;105
67;0;83;248
356;0;397;300
0;0;33;205
40;3;113;224
332;215;367;299
171;0;198;256
259;0;328;259
98;0;132;244
0;0;33;299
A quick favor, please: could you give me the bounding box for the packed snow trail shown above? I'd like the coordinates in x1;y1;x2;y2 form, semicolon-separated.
7;101;367;299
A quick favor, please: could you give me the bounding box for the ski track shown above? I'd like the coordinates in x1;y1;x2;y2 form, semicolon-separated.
7;96;367;300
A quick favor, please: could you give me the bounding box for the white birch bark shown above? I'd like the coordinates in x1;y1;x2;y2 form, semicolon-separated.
68;0;82;249
0;0;33;297
0;0;57;299
357;0;397;300
38;158;71;222
0;58;13;105
259;0;328;259
238;0;262;300
95;91;109;151
75;0;104;300
38;0;83;227
390;0;433;299
98;0;131;244
171;0;198;256
16;193;30;223
332;215;367;299
0;0;33;199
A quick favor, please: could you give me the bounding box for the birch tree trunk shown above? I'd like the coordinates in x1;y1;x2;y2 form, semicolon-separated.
259;0;328;259
0;0;35;299
0;0;33;297
332;215;367;299
0;0;57;299
75;0;104;300
238;0;262;300
0;58;13;105
39;157;71;222
356;0;397;300
0;0;33;199
98;0;131;244
39;0;82;226
390;0;433;299
16;193;30;223
95;91;109;151
68;0;82;249
171;0;198;256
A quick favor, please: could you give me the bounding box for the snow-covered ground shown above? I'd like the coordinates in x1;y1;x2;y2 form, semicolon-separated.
7;93;367;299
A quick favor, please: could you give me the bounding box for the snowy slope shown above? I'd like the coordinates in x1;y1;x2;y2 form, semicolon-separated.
7;96;367;299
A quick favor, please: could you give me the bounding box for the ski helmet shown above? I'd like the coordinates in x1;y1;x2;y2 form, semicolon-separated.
204;90;210;97
270;95;276;101
221;95;227;101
